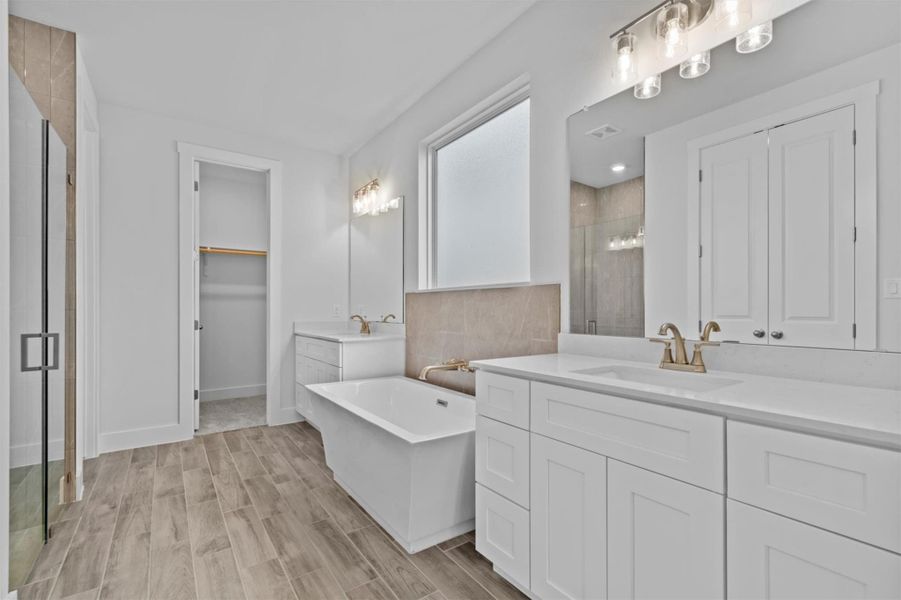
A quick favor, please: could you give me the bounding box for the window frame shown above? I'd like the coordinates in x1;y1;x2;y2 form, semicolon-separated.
420;80;531;290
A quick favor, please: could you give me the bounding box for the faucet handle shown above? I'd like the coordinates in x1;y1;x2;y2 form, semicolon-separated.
649;337;674;365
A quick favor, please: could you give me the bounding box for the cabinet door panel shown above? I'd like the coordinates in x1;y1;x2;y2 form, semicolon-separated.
727;500;900;600
768;106;855;349
475;484;531;592
531;434;606;600
700;132;769;343
476;416;530;508
607;460;723;600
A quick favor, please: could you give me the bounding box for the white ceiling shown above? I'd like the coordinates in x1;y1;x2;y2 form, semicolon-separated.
11;0;534;156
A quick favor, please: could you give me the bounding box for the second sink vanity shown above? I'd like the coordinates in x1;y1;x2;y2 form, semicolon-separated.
471;348;901;599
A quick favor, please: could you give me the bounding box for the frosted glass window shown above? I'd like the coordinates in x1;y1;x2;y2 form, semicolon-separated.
433;97;530;288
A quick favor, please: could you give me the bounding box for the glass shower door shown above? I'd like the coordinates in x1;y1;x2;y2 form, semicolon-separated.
8;71;67;591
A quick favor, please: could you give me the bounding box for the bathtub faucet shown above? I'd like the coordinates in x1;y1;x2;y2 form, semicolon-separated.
418;358;474;381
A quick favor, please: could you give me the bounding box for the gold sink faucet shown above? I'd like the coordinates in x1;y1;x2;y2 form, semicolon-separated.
418;358;473;381
650;321;720;373
350;314;371;335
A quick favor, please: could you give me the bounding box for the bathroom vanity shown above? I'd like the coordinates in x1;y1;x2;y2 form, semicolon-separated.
294;323;404;424
470;354;901;600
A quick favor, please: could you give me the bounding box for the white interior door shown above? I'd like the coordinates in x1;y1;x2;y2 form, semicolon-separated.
699;132;768;343
193;161;201;430
768;106;855;349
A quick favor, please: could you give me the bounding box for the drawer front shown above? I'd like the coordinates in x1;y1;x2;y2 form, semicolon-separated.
728;421;901;553
295;335;341;367
476;372;530;429
530;382;724;492
727;500;901;600
476;416;530;508
476;484;530;592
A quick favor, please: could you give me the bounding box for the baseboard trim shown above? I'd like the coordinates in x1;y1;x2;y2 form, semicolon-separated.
99;423;191;454
11;438;64;468
199;384;266;402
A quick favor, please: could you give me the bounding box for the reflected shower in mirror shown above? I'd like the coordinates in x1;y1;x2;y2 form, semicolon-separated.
568;0;901;352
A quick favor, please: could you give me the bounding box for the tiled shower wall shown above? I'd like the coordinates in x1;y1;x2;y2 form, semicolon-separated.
570;176;644;337
405;284;560;395
8;15;77;498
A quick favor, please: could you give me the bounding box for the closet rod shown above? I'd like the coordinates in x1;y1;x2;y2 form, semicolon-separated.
199;246;267;257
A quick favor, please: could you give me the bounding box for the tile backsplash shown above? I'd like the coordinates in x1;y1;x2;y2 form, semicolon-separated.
406;284;561;394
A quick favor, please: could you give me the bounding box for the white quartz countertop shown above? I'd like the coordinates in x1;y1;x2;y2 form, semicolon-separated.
470;354;901;451
293;322;405;343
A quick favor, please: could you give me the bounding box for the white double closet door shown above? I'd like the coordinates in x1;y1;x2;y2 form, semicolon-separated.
700;106;855;348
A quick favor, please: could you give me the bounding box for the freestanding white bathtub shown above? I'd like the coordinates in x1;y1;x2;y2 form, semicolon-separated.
307;377;475;553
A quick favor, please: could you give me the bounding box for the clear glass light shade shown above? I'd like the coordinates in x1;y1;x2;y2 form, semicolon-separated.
634;74;661;100
715;0;752;30
736;21;773;53
680;51;711;79
611;32;637;83
657;3;688;59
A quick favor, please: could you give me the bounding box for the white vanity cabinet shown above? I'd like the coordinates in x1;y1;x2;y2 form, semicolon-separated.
294;331;404;424
473;368;901;600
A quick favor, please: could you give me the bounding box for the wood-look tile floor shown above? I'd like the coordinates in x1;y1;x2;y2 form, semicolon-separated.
15;422;525;600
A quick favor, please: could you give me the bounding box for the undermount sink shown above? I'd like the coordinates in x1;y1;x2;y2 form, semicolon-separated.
571;365;740;393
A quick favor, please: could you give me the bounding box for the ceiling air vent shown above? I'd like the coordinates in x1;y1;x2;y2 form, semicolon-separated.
585;124;621;141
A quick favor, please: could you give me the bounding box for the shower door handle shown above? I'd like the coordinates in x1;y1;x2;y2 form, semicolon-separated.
20;332;60;372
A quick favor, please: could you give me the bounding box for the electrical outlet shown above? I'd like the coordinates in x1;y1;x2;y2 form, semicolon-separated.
332;304;342;318
884;279;901;299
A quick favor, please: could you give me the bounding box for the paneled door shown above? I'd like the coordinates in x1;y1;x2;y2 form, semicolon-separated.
607;460;724;600
700;131;769;343
727;500;901;599
530;434;606;600
768;106;855;349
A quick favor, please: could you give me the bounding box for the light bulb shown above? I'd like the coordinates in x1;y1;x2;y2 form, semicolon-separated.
610;163;626;173
634;74;661;100
679;51;711;79
715;0;751;30
611;32;637;83
736;21;773;54
657;3;688;59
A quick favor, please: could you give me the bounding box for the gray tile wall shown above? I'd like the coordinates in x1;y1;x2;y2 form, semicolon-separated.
405;284;561;395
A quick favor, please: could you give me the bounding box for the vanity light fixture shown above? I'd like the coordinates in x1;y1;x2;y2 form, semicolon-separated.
736;20;773;53
352;179;401;217
679;50;711;79
611;32;637;83
634;74;662;100
714;0;751;30
611;163;627;173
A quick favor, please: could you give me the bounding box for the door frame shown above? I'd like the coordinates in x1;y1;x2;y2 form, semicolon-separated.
685;81;878;349
177;143;283;437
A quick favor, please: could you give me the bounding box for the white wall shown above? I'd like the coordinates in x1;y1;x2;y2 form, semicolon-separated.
198;163;267;400
98;103;347;451
1;2;12;595
348;0;806;330
645;45;901;351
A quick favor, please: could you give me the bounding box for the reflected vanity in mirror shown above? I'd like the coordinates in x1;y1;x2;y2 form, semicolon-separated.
568;0;900;352
350;184;404;322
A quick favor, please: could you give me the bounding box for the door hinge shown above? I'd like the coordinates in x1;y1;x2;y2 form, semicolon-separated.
194;181;199;192
698;320;702;334
194;319;200;331
698;244;703;258
853;130;857;145
852;323;857;338
65;471;71;483
853;226;857;242
194;389;199;400
698;169;703;182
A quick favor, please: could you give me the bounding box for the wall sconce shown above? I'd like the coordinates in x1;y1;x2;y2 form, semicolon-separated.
352;179;401;217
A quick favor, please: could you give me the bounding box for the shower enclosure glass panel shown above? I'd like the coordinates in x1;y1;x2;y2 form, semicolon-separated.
8;71;67;591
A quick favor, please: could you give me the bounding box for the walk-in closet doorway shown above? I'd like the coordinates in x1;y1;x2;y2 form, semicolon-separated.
177;144;284;438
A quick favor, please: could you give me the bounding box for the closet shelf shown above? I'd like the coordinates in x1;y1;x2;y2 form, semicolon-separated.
199;246;267;257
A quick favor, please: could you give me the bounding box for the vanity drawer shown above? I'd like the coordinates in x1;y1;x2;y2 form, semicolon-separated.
476;372;530;429
728;421;901;553
295;335;341;367
530;382;724;492
476;483;530;592
476;416;530;508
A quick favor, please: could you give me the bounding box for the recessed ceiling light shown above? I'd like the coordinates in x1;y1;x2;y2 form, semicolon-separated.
611;163;627;173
